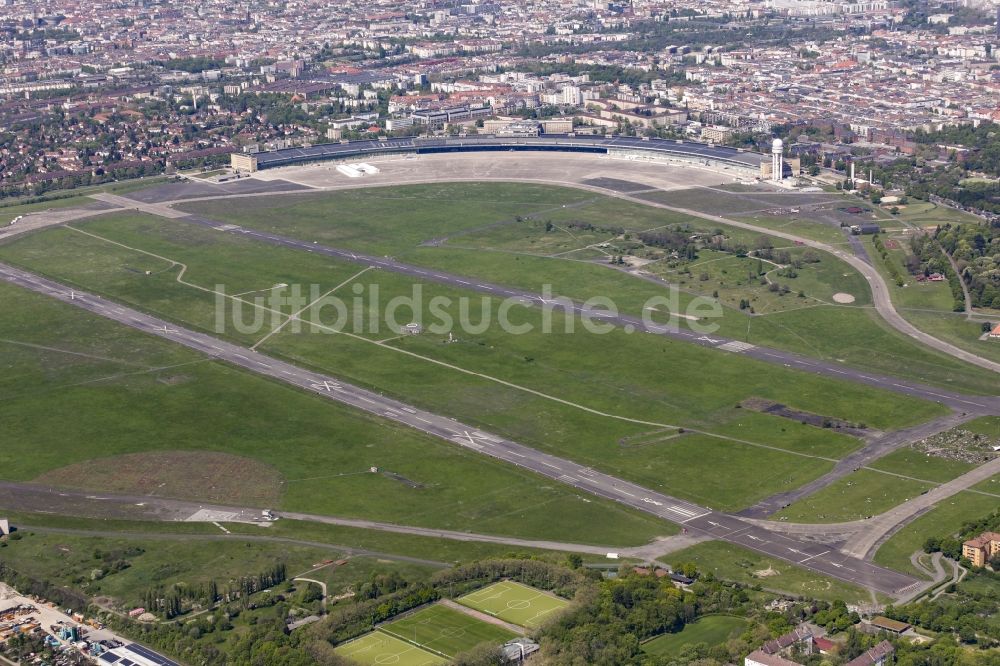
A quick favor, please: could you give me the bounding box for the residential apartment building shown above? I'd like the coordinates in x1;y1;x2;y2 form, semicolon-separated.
962;532;1000;567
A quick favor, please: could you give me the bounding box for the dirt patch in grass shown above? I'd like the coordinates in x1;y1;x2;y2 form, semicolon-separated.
34;451;283;506
740;397;870;436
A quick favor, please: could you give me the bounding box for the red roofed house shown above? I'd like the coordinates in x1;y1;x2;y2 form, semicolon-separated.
845;640;895;666
746;651;802;666
745;626;814;666
814;636;837;655
988;324;1000;340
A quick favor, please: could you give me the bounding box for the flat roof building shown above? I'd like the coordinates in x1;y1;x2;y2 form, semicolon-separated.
230;152;258;173
99;643;180;666
869;616;910;635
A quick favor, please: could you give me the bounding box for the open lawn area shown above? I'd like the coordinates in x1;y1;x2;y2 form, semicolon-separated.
963;416;1000;438
179;182;591;256
176;181;1000;394
729;212;848;244
0;282;671;547
641;616;749;658
335;631;447;666
867;449;975;484
771;470;933;523
972;475;1000;494
0;212;953;514
874;492;1000;577
636;188;843;218
457;581;569;628
661;542;876;605
383;604;517;657
3;511;608;569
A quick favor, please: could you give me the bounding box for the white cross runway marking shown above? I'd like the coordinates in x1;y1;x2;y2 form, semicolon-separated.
664;504;699;518
311;381;340;391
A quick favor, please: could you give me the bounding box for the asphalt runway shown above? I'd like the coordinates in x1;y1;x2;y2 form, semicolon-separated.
0;262;920;597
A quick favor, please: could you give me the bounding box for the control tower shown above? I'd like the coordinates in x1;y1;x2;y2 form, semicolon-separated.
771;138;783;182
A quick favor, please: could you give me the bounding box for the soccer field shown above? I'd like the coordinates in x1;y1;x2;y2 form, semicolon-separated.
458;581;570;628
333;631;448;666
383;604;517;657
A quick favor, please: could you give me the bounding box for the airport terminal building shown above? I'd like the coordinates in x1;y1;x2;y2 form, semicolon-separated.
229;134;766;178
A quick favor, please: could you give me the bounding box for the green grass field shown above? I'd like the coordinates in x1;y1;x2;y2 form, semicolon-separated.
457;581;569;628
972;475;1000;494
964;416;1000;438
661;542;876;604
174;182;1000;394
0;185;988;530
641;615;749;658
867;449;975;485
771;470;933;523
0;281;671;547
4;511;617;571
0;211;953;513
179;182;590;256
335;631;448;666
382;604;517;657
730;213;847;244
873;492;1000;577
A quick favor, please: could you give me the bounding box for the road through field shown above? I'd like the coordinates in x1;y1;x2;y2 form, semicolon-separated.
0;262;923;597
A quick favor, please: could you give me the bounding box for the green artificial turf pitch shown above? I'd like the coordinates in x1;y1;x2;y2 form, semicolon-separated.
334;631;448;666
382;604;517;657
457;580;569;628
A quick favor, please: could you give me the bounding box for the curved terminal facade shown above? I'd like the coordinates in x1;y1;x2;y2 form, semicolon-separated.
231;134;766;178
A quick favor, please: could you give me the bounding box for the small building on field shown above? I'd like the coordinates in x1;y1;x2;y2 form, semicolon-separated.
867;616;910;635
